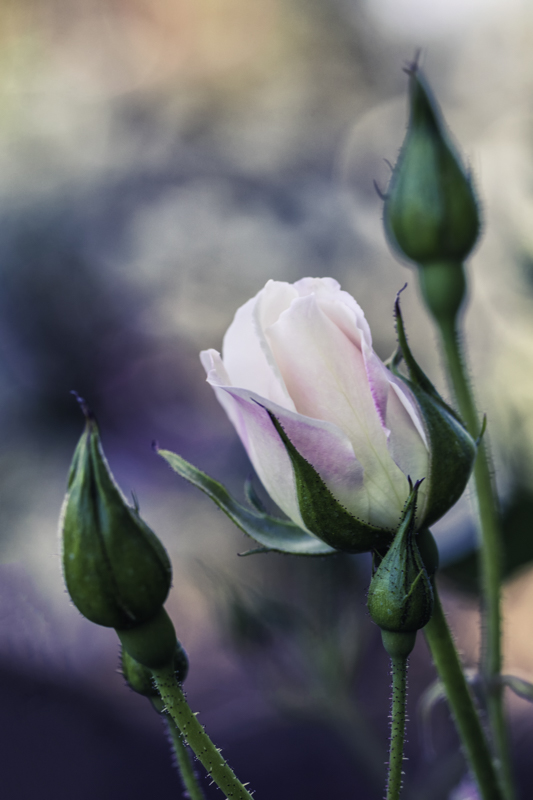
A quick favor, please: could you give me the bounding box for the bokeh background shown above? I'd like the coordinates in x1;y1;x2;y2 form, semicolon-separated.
2;1;533;798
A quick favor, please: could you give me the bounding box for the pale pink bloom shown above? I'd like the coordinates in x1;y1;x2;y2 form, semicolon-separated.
201;278;429;533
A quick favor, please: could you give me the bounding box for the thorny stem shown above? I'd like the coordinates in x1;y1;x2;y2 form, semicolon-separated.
438;317;514;800
152;665;254;800
424;584;504;800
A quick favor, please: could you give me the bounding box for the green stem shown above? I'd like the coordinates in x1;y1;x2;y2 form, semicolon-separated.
438;316;514;800
387;655;408;800
166;716;206;800
424;585;504;800
152;665;254;800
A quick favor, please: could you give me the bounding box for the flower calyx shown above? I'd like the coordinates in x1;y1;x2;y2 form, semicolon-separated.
390;293;476;527
264;408;394;554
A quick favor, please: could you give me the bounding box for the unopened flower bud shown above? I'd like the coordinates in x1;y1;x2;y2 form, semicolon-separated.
384;65;480;272
367;481;434;657
60;407;172;630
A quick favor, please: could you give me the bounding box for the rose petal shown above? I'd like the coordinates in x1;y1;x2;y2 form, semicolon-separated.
205;371;369;527
222;285;294;409
200;349;250;446
215;389;305;526
385;381;430;517
265;293;410;527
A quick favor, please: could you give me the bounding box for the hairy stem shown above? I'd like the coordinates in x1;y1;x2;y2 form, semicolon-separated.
438;317;514;800
387;655;408;800
424;585;504;800
166;715;206;800
152;666;254;800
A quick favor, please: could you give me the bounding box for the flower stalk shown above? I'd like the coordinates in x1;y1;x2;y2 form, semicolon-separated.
436;316;513;800
424;582;504;800
387;655;409;800
152;665;254;800
165;717;207;800
382;61;515;800
368;482;433;800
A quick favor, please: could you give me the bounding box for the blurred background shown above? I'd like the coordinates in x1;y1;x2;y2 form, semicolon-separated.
2;0;533;798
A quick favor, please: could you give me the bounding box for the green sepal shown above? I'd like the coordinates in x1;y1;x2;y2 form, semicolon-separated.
121;638;189;699
384;65;480;266
116;607;177;670
157;448;336;556
61;415;172;629
391;295;476;527
367;481;434;635
265;409;394;554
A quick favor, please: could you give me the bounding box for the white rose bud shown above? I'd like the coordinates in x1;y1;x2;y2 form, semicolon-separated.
200;278;476;553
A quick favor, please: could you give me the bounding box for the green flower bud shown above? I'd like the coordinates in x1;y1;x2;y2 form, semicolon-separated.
60;406;172;629
384;65;480;267
367;481;434;656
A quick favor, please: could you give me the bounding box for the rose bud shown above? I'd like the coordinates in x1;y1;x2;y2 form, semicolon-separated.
383;66;480;326
60;406;172;630
384;65;480;269
367;480;434;658
199;278;476;554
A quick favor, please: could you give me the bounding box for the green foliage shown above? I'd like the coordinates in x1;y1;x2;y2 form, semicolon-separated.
157;447;337;556
500;675;533;703
391;296;477;526
265;410;395;554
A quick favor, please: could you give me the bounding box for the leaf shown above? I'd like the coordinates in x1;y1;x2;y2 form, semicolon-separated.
157;448;337;557
244;477;268;514
500;675;533;703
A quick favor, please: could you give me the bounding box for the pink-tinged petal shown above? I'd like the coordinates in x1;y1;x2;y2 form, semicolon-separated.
218;389;304;526
360;339;390;430
200;348;231;387
295;277;373;349
222;291;293;409
219;387;368;525
358;339;430;520
360;337;429;451
388;377;428;448
385;382;430;519
265;293;409;528
200;349;250;445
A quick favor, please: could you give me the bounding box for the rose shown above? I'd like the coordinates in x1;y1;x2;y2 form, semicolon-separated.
200;277;437;538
